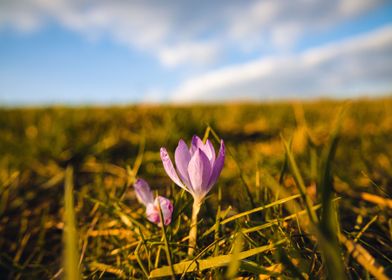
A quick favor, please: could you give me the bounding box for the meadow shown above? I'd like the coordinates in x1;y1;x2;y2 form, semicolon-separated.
0;98;391;279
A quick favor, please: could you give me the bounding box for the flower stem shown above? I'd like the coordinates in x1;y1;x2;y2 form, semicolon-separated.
188;199;202;256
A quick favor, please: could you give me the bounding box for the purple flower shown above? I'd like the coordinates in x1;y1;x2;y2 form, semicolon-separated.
160;135;225;202
133;178;173;226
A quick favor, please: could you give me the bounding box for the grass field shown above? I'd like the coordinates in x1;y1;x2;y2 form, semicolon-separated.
0;98;391;279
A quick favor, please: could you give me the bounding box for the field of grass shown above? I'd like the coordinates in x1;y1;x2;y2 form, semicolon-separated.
0;98;391;279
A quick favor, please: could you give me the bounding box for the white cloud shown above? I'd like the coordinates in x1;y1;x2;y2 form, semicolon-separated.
0;0;45;32
0;0;176;63
171;25;392;102
158;41;220;68
0;0;386;68
226;0;384;51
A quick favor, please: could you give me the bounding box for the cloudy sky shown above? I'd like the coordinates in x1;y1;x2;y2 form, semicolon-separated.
0;0;391;104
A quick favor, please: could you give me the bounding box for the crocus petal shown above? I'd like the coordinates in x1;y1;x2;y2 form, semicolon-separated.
146;196;173;226
160;147;188;192
205;139;216;164
188;148;212;198
190;135;203;155
207;140;225;192
133;178;154;206
174;140;192;188
156;196;174;226
146;203;160;224
190;135;215;163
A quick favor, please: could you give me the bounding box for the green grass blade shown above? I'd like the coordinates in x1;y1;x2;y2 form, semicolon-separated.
354;215;378;243
135;241;149;279
63;166;80;280
88;262;126;278
149;239;287;278
157;198;175;280
239;261;281;277
318;105;347;280
202;126;211;143
281;136;318;224
241;201;335;234
226;232;244;278
221;194;301;225
213;184;222;256
319;105;345;236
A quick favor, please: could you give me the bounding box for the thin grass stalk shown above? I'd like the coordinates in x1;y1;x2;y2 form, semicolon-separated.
221;194;301;225
354;215;378;243
135;241;149;279
150;239;287;278
213;184;222;256
339;234;389;280
157;200;175;280
281;136;318;224
63;166;80;280
180;239;223;279
226;232;244;278
138;228;152;271
318;105;347;280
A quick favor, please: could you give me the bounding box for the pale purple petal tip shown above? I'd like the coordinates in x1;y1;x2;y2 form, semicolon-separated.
207;140;225;192
133;178;154;206
205;139;216;164
188;148;212;198
175;140;192;187
190;135;203;154
160;147;187;191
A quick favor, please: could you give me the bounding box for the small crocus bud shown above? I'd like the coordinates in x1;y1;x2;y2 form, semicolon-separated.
146;196;174;226
133;178;173;227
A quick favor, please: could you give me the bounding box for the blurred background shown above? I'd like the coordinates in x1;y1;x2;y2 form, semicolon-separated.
0;0;391;105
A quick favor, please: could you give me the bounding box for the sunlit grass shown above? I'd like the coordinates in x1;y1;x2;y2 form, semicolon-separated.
0;98;391;278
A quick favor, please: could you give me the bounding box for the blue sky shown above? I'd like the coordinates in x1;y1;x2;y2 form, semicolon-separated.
0;0;391;105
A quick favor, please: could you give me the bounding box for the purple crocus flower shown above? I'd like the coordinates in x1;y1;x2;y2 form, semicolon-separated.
160;135;225;202
133;178;173;226
160;135;225;255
